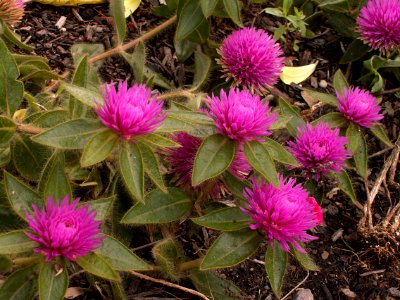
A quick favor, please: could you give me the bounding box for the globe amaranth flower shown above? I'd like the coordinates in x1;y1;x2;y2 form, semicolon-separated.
357;0;400;53
336;86;384;128
25;196;104;262
242;176;323;252
96;81;166;141
207;88;277;142
287;122;350;179
164;132;251;196
217;27;285;93
0;0;25;27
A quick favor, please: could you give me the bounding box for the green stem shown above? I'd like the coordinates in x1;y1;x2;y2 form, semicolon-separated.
13;256;41;266
177;258;203;272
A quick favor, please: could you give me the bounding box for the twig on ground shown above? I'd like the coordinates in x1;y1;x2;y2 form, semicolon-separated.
281;271;310;300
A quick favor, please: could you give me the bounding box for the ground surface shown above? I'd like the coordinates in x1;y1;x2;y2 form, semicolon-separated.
14;1;400;299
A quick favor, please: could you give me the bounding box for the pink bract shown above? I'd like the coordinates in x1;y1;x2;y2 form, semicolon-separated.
25;196;104;262
242;177;323;253
207;88;277;142
218;27;285;93
96;81;166;141
337;86;383;128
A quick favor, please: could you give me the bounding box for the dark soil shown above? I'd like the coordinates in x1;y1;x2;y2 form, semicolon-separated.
14;1;400;299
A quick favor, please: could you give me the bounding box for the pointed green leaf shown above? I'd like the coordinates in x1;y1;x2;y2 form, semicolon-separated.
121;188;191;224
263;137;299;167
333;69;349;95
0;266;36;300
0;255;12;272
279;98;305;136
135;133;180;148
76;252;120;281
96;235;151;271
1;19;34;51
265;241;288;299
200;0;218;17
222;171;248;200
313;112;349;128
192;50;211;90
175;0;206;41
32;119;104;149
340;39;370;64
81;129;119;167
192;134;236;186
201;229;262;270
123;41;146;83
291;245;319;271
62;82;103;107
346;123;368;179
192;207;252;231
302;89;338;107
24;110;69;128
335;170;362;208
222;0;243;26
244;141;279;187
110;0;126;44
87;196;114;221
370;125;393;147
39;262;68;300
0;230;37;254
119;142;144;202
4;171;42;220
69;56;89;119
0;116;16;146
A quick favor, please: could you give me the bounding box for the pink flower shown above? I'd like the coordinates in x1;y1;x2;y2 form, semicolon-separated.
357;0;400;53
96;81;166;141
242;177;323;252
288;122;350;179
0;0;25;26
164;132;251;196
218;27;285;93
337;86;384;128
207;88;277;142
25;196;104;262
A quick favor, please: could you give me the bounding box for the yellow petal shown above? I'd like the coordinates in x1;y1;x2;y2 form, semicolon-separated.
280;62;318;85
124;0;141;18
13;109;27;122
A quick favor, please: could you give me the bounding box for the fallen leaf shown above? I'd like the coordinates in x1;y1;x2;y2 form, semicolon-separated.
280;62;318;85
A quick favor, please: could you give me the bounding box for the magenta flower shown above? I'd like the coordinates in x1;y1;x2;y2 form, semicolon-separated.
207;88;277;142
217;27;285;93
288;122;350;179
242;177;323;252
337;86;383;128
96;81;166;141
0;0;25;26
25;196;104;262
357;0;400;53
164;132;251;196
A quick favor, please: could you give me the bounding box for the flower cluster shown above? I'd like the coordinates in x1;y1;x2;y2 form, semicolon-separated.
357;0;400;54
207;88;277;142
0;0;25;27
288;122;350;179
96;81;166;141
25;196;104;262
242;177;323;252
337;86;384;128
218;27;285;93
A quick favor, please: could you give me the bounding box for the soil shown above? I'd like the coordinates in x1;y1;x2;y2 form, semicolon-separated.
14;1;400;299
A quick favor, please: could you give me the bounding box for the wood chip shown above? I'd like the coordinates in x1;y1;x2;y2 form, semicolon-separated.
331;228;344;242
341;288;357;299
321;251;329;260
55;16;67;29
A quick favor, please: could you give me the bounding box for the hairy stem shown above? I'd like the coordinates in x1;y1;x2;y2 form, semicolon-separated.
17;124;45;134
177;258;203;272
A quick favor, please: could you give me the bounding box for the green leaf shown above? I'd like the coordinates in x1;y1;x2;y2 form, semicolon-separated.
62;82;103;107
279;98;305;136
69;56;90;119
96;235;151;271
244;141;280;187
152;238;181;280
143;66;173;89
263;7;284;17
138;142;167;193
335;170;361;207
346;123;368;179
0;38;24;116
263;137;299;167
39;262;68;300
87;196;114;221
0;146;11;168
76;252;120;281
200;0;219;17
175;0;206;41
312;112;349;128
0;116;16;146
81;129;119;167
191;270;243;300
302;89;338;107
40;152;72;201
4;171;42;220
333;68;349;95
201;229;263;270
110;0;126;44
370;125;393;147
0;266;36;300
222;0;243;26
192;50;211;90
130;41;146;82
135;133;180;148
192;134;236;186
222;171;247;200
291;245;319;271
283;0;293;16
0;230;37;254
119;142;144;202
32;119;104;149
121;188;192;224
265;241;288;299
0;255;12;272
191;207;252;231
24;110;69;128
324;12;356;38
1;20;34;51
174;35;197;62
340;39;370;64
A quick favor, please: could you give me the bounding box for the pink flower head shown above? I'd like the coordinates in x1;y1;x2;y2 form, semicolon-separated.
25;196;104;262
164;132;251;196
357;0;400;54
217;27;285;93
207;88;277;142
96;81;166;141
337;86;384;128
288;122;350;179
0;0;25;26
242;177;323;252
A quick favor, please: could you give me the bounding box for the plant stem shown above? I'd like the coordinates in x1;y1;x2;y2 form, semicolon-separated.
176;258;202;272
88;15;177;64
157;89;195;100
17;124;45;134
13;256;41;266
